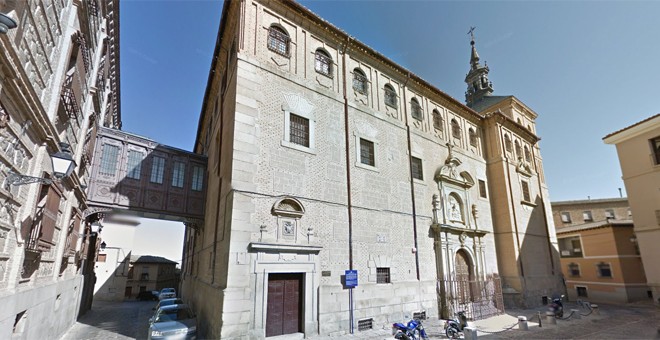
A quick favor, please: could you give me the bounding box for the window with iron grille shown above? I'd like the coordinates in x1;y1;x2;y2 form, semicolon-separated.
384;84;397;108
353;68;368;94
172;161;185;188
597;262;612;278
515;141;522;159
504;134;512;152
521;180;531;202
99;144;119;176
290;113;310;147
451;119;461;139
127;150;143;179
376;267;390;283
412;311;426;320
568;262;580;276
267;26;290;57
411;157;423;180
150;156;165;184
315;49;333;77
411;98;423;120
478;179;487;198
192;166;204;191
469;128;477;147
432;110;443;131
360;138;375;166
651;136;660;165
357;318;373;331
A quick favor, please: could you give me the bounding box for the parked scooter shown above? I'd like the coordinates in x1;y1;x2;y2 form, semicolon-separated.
444;310;468;339
550;294;565;318
392;316;429;340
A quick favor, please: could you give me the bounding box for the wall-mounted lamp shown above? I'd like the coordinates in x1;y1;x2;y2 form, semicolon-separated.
90;221;103;234
5;142;76;189
0;13;17;34
100;241;107;250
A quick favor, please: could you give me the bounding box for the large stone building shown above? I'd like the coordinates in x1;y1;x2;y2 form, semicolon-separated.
181;0;562;338
604;113;660;305
551;198;649;303
0;0;120;339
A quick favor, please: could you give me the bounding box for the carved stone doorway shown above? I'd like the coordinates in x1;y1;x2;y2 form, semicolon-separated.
455;250;473;303
266;273;303;337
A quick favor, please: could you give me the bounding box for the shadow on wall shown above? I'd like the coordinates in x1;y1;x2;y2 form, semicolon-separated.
515;194;564;308
93;250;131;301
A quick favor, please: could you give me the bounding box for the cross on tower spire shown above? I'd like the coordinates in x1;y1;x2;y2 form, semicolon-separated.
464;27;494;107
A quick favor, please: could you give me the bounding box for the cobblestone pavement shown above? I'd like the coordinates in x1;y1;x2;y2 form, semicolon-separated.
60;300;156;340
60;300;658;339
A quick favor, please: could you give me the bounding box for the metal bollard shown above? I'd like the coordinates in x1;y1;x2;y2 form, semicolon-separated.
571;309;581;319
591;304;599;315
538;311;542;327
463;327;478;340
545;311;557;325
518;316;529;330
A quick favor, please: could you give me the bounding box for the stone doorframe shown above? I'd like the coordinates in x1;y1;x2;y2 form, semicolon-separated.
250;242;322;339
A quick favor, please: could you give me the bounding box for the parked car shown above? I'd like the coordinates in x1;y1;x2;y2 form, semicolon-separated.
137;290;159;301
152;298;184;311
148;304;197;340
158;288;176;300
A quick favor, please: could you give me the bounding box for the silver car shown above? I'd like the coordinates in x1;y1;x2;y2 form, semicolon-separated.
148;304;197;340
158;287;176;300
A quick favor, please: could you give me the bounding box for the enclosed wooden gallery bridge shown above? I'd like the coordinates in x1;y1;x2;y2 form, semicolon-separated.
84;127;207;226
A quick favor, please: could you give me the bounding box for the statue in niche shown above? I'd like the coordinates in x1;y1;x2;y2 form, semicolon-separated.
448;195;462;222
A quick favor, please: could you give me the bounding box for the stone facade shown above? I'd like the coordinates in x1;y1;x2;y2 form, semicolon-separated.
181;1;563;339
604;114;660;305
0;0;119;339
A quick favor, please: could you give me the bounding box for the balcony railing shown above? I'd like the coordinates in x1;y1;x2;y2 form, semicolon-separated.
61;74;82;119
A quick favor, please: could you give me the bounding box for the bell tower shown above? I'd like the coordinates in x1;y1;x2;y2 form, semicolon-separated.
465;27;494;107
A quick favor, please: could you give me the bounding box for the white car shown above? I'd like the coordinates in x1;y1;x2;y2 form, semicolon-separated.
158;288;176;300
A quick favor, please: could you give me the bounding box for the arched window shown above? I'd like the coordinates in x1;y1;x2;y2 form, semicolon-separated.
432;109;443;131
451;119;461;139
267;25;290;57
411;98;423;120
515;140;522;158
524;145;531;162
517;118;522;125
384;84;397;108
315;49;333;77
352;68;368;94
469;128;477;147
504;134;512;152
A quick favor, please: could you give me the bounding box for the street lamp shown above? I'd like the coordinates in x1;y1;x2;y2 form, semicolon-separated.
5;142;77;188
0;13;17;34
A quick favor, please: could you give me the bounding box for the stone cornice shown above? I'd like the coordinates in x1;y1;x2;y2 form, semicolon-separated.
484;110;540;144
249;242;323;254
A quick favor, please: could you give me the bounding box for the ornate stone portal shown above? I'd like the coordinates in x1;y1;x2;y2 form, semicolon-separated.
431;143;490;318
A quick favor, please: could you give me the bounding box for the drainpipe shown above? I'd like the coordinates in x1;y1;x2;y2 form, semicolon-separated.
402;73;421;281
341;37;354;270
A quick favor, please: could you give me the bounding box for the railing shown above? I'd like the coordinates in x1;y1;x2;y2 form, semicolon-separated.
439;276;505;321
60;74;82;119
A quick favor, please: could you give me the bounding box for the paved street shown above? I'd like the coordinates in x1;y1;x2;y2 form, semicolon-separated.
61;300;658;339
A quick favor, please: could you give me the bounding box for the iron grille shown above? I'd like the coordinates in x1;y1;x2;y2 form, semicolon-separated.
353;71;368;94
384;87;398;108
360;139;375;166
433;111;443;131
439;276;505;321
411;157;423;180
376;267;390;284
267;27;290;57
289;114;309;147
357;318;373;331
451;120;461;139
411;100;423;120
315;51;333;77
521;181;531;202
60;75;81;119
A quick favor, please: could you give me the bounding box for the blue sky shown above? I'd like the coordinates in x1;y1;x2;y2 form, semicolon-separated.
121;0;660;203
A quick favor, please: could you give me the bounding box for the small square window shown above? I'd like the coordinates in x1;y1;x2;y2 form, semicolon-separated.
597;262;612;278
376;267;390;284
478;180;487;198
561;212;572;223
521;180;531;202
411;157;423;180
568;263;580;277
360;138;375;166
583;211;593;222
576;286;588;297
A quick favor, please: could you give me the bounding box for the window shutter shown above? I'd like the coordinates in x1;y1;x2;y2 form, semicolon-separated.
39;185;63;249
69;214;81;253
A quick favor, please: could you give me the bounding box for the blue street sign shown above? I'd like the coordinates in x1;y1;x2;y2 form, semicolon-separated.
345;270;358;288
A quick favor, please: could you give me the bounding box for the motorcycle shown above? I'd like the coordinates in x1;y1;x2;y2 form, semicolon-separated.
392;316;429;340
444;310;468;339
550;294;565;318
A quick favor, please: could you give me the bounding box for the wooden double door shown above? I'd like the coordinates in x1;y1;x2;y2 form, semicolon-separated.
266;273;303;337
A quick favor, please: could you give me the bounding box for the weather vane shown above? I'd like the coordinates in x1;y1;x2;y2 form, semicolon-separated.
468;26;476;41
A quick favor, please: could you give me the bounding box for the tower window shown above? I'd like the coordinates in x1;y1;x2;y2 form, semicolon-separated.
432;109;443;131
267;26;290;57
478;179;487;198
524;146;531;162
314;49;333;77
353;68;368;94
504;134;512;153
384;84;397;108
411;98;423;120
469;128;477;147
515;140;522;159
521;180;531;202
